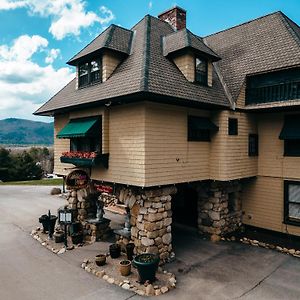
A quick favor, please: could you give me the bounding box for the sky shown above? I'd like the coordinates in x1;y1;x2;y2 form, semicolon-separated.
0;0;299;122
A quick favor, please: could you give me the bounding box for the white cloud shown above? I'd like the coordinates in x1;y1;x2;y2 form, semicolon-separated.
0;0;115;40
45;48;60;64
148;1;152;10
0;35;74;120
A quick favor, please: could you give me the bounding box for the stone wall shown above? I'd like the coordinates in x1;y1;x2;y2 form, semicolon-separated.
197;181;242;236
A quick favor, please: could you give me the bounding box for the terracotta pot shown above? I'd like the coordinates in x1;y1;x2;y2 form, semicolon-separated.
95;254;106;266
119;260;131;276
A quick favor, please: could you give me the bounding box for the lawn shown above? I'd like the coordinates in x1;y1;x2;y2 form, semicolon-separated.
0;178;63;186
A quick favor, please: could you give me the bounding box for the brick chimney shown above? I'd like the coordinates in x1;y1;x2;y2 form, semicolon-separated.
158;6;186;31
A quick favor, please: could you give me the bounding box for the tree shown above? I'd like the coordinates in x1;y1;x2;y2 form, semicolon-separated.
9;151;43;181
0;147;12;181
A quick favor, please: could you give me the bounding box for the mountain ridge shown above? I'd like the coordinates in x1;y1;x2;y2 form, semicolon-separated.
0;118;54;145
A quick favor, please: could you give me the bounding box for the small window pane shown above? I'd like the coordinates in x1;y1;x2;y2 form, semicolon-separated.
79;63;89;76
91;60;100;72
228;118;238;135
195;57;207;85
284;140;300;156
248;134;258;156
289;184;300;203
289;203;300;220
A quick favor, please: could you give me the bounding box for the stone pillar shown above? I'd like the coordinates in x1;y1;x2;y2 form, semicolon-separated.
198;181;242;237
115;186;176;263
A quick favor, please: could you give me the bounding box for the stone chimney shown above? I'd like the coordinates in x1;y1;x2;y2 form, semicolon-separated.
158;6;186;31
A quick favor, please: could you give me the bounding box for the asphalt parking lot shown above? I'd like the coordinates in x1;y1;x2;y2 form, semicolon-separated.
1;185;300;300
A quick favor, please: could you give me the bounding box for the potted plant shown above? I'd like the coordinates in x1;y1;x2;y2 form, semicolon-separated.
133;253;160;283
71;232;83;244
126;243;135;261
39;214;48;233
109;243;121;258
54;231;64;243
119;260;131;276
95;254;106;266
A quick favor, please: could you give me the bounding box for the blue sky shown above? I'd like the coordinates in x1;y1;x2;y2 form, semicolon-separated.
0;0;299;122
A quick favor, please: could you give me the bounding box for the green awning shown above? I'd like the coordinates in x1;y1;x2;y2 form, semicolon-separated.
279;115;300;140
57;117;99;139
188;116;219;131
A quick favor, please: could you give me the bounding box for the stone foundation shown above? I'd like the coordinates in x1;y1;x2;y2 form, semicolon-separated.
197;181;242;236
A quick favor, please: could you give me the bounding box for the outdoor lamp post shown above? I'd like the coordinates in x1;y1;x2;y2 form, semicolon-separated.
58;208;73;248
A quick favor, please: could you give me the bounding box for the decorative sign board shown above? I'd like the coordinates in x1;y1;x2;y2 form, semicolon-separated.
66;169;90;189
95;184;113;194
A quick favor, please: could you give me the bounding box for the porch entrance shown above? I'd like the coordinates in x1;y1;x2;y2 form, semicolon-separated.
172;184;198;228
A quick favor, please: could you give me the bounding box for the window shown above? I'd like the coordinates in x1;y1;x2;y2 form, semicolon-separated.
228;118;238;135
248;134;259;156
195;57;208;85
284;140;300;156
78;59;102;87
70;137;101;152
284;181;300;226
188;116;219;142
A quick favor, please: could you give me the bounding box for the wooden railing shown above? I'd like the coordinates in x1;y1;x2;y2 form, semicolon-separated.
246;81;300;105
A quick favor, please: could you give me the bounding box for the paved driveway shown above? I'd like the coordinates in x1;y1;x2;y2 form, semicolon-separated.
0;185;300;300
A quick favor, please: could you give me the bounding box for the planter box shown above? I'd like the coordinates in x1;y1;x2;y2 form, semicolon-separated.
60;153;109;168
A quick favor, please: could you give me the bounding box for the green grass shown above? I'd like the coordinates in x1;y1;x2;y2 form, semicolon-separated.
0;178;63;186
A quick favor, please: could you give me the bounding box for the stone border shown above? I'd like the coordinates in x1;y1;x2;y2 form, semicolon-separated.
81;257;176;297
222;236;300;258
31;228;88;254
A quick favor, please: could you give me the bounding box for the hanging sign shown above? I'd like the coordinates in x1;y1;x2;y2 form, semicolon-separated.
66;169;90;189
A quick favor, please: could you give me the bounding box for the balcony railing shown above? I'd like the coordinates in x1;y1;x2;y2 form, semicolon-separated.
246;81;300;105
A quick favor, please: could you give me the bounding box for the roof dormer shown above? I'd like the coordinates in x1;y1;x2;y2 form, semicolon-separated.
162;26;220;87
67;24;134;89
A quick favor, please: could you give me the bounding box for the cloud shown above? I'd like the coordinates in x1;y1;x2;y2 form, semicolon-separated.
0;35;74;120
148;1;152;10
45;48;60;64
0;0;115;40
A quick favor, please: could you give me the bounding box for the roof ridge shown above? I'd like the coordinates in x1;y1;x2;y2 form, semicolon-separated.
204;11;282;38
140;15;151;91
67;25;113;64
279;12;300;46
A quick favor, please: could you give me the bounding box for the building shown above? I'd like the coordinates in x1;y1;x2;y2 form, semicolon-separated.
35;7;300;260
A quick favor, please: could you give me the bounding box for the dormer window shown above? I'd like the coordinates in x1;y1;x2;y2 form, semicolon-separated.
78;59;102;88
195;57;208;85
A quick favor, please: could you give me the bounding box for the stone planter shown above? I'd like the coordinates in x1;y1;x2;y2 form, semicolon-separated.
95;254;106;266
109;243;121;258
133;253;160;283
119;260;131;276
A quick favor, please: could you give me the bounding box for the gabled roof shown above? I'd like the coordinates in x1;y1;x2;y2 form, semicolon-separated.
163;28;220;61
67;24;134;65
204;11;300;103
35;16;229;116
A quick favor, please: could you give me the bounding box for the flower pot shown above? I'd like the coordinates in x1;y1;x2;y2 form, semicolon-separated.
133;254;160;283
95;254;106;266
109;243;121;259
48;215;58;238
126;243;135;261
54;231;64;243
38;214;57;236
71;232;83;244
119;260;131;276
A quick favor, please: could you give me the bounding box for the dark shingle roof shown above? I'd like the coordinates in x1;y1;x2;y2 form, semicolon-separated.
204;12;300;102
35;16;229;115
163;28;220;61
67;25;134;65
